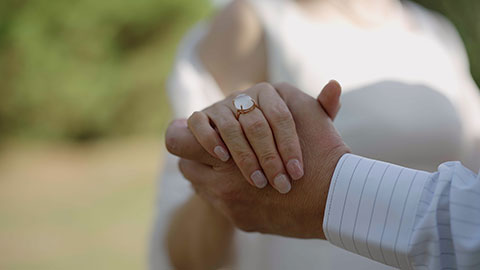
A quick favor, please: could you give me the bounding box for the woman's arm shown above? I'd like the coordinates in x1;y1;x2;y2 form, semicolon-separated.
197;0;267;94
167;195;234;270
166;1;266;269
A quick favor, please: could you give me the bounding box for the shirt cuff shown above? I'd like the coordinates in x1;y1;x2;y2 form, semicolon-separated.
323;154;431;269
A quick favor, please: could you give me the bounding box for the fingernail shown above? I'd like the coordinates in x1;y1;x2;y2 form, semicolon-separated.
274;174;291;194
251;170;268;189
214;146;230;162
287;159;304;180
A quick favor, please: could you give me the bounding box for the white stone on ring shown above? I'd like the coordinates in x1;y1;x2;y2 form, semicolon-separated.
233;94;257;119
233;94;255;111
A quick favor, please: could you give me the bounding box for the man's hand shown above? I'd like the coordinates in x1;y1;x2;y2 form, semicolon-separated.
165;82;350;239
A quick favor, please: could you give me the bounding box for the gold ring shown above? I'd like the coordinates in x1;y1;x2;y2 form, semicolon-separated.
233;94;258;119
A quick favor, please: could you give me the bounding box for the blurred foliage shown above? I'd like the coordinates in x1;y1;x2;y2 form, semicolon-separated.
0;0;212;141
0;0;478;142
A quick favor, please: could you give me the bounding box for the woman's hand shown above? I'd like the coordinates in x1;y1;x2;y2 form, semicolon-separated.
186;81;342;194
168;81;349;238
187;82;302;194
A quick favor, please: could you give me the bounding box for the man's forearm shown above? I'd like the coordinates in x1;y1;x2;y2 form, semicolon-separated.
167;195;234;270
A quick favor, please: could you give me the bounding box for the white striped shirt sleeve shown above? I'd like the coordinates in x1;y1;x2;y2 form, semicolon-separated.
323;154;480;270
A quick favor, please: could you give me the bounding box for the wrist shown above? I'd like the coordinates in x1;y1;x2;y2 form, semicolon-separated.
314;144;351;239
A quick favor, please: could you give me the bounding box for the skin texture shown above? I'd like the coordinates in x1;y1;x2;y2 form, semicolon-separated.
187;83;304;194
170;83;350;239
166;82;350;270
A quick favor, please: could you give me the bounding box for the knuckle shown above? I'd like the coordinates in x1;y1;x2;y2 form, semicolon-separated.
254;82;275;95
245;119;268;136
187;111;203;126
278;137;298;155
255;82;273;90
260;151;280;168
218;120;241;137
274;112;293;128
190;111;203;121
275;117;295;134
235;151;256;169
273;82;292;90
272;82;296;97
271;105;293;124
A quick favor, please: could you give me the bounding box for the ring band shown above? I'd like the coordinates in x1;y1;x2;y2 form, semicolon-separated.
233;94;258;119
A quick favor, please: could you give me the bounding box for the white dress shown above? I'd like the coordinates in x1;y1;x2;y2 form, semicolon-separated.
150;1;480;269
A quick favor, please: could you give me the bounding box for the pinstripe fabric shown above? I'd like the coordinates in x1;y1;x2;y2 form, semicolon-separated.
324;154;480;269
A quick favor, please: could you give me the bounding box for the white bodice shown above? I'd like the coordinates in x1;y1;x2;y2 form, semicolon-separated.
247;0;480;171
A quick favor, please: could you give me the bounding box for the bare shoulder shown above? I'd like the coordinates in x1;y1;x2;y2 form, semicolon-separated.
198;0;267;93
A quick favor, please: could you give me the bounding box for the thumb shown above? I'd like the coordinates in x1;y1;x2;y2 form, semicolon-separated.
317;80;342;120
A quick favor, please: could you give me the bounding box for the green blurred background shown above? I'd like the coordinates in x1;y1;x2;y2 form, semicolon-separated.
0;0;212;142
0;0;478;269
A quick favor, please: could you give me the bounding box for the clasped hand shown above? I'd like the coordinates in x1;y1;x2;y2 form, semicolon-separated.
165;82;350;239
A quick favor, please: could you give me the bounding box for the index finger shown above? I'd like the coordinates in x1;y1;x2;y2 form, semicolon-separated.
165;119;227;167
